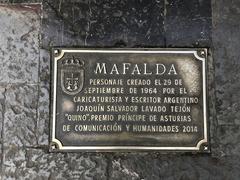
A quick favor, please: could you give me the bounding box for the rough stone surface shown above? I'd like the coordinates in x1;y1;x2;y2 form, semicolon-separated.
3;145;108;179
165;0;212;47
109;154;240;180
217;125;240;156
37;83;49;145
37;49;50;145
39;49;50;86
0;0;240;179
4;84;38;147
0;5;41;84
0;0;41;2
42;0;165;48
0;87;6;173
212;0;240;125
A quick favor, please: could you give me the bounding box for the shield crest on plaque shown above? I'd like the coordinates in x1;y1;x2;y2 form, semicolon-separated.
61;58;84;95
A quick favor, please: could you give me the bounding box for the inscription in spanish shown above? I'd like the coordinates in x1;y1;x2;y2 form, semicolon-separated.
50;49;209;152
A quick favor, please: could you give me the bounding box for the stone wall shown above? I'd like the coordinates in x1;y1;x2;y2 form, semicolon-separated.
0;0;240;179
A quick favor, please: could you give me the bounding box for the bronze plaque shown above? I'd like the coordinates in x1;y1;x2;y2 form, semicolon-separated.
50;48;209;152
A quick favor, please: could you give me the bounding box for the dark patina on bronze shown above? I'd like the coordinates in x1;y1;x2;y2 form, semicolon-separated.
50;48;209;152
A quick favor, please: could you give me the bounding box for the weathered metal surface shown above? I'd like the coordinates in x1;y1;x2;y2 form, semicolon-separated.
50;48;209;152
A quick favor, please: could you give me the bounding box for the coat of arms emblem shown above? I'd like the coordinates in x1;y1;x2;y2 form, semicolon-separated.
61;57;84;95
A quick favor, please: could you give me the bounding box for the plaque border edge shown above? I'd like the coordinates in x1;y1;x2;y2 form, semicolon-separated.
50;48;209;152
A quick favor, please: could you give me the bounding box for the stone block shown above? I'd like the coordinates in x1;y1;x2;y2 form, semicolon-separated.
213;125;240;156
0;4;41;83
39;49;50;85
37;49;50;145
166;0;211;18
3;84;38;147
212;0;240;21
165;16;211;47
0;86;6;143
212;0;240;125
42;0;165;48
165;0;211;47
37;84;49;145
0;87;6;172
3;145;108;179
109;154;240;180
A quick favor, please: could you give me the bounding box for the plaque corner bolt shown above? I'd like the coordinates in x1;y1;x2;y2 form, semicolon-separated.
54;49;60;55
201;144;209;152
50;142;59;151
199;49;206;58
53;49;65;60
